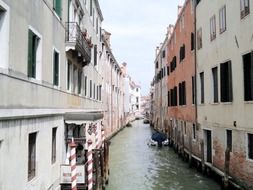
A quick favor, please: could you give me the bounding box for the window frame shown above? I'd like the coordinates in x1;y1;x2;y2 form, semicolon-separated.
240;0;250;19
210;15;216;41
51;127;57;164
219;5;226;34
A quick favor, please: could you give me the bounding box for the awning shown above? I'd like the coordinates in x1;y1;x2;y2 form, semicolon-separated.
64;111;103;125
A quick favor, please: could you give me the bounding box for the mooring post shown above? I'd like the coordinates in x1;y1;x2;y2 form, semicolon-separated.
200;140;205;174
223;147;231;189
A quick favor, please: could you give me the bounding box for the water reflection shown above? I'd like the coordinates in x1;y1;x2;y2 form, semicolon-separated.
106;120;220;190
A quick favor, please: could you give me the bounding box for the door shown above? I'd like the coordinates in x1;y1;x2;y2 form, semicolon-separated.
206;130;212;163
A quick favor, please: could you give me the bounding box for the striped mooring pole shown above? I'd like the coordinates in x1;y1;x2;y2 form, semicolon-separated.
101;127;105;149
87;139;93;190
70;138;77;190
95;126;100;149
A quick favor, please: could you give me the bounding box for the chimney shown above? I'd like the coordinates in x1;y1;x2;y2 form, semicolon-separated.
103;29;112;47
155;46;160;56
178;5;183;16
167;24;174;38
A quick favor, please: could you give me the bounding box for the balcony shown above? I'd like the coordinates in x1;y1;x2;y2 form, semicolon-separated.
65;22;91;66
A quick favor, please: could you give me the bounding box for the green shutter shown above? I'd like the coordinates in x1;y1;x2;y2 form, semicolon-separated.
54;0;61;17
53;51;59;86
28;30;33;77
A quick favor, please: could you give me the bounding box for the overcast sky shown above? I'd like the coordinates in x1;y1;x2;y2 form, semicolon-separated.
99;0;183;95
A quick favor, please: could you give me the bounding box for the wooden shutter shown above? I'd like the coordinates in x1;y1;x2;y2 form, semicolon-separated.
228;61;233;102
55;0;61;17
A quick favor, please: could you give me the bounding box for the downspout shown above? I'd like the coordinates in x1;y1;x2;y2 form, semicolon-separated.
194;0;198;129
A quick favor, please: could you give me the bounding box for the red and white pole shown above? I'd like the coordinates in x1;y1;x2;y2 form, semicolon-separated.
101;127;105;149
87;139;93;190
70;138;77;190
95;127;100;149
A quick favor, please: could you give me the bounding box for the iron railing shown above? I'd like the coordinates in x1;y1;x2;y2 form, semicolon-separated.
65;22;91;64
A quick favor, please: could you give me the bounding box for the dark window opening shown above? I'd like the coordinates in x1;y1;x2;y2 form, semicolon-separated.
200;72;204;104
212;67;218;103
52;128;57;164
226;130;232;151
28;29;40;78
248;133;253;159
179;44;185;62
220;61;233;102
193;124;196;139
94;45;97;66
53;50;59;86
191;32;195;50
243;52;253;101
192;76;196;104
28;132;37;181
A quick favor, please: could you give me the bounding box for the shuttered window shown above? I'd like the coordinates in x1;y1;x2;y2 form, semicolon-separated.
53;0;61;18
28;30;39;78
94;45;97;66
226;130;232;151
84;76;87;96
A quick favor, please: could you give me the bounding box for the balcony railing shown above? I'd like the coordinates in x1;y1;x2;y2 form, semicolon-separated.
65;22;91;65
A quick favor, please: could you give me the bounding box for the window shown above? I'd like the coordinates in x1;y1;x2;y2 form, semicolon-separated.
197;28;202;50
94;45;97;66
93;83;95;99
240;0;250;18
243;52;253;101
179;44;185;62
156;61;158;69
99;85;102;101
184;122;186;135
210;15;216;41
78;70;82;94
192;76;196;104
52;128;57;164
67;60;71;90
53;50;59;86
90;80;92;98
220;61;233;102
248;133;253;159
28;29;40;78
192;124;196;139
96;18;98;34
73;66;77;93
191;33;195;51
167;66;170;76
53;0;61;17
219;5;226;33
179;81;186;105
226;130;232;151
168;91;170;107
28;132;36;181
170;56;177;72
90;0;92;16
200;72;204;104
212;67;218;103
162;50;165;58
84;76;87;96
171;86;178;106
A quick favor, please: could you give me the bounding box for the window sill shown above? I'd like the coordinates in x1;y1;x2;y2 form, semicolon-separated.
246;158;253;163
220;29;226;35
220;102;233;105
244;100;253;104
210;102;219;105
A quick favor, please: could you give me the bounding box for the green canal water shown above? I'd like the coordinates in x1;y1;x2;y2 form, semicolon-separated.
106;120;220;190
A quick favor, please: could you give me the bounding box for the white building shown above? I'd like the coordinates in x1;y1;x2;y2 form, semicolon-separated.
0;0;105;189
196;0;253;187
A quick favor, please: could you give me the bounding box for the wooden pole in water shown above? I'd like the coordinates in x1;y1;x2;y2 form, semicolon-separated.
223;147;231;189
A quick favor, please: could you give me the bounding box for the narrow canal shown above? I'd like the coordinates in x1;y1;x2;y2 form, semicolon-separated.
106;120;220;190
